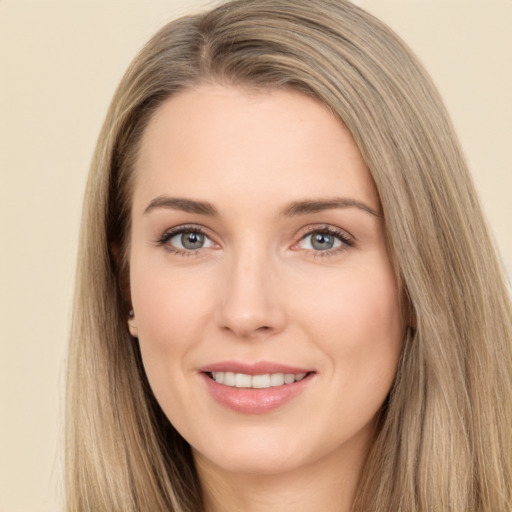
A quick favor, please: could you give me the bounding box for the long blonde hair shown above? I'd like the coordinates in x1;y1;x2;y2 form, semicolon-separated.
66;1;512;510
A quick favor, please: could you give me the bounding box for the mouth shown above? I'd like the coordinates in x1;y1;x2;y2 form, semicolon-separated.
206;371;309;389
199;362;315;414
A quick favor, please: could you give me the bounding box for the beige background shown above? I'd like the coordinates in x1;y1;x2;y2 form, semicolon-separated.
1;1;510;510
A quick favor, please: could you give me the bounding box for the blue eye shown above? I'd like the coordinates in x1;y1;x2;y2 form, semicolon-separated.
158;227;215;253
297;228;353;253
306;232;339;251
171;231;207;250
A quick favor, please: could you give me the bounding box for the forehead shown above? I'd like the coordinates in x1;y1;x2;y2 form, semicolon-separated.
133;85;379;214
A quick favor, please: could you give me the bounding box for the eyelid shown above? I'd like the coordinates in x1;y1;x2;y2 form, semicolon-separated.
155;223;218;254
154;222;355;257
291;224;355;255
295;223;354;239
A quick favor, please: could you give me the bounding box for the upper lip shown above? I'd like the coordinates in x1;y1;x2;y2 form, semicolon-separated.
198;361;314;375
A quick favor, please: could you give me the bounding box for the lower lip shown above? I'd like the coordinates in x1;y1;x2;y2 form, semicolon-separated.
201;373;314;414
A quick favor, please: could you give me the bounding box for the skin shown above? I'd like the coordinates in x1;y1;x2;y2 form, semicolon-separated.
128;85;403;512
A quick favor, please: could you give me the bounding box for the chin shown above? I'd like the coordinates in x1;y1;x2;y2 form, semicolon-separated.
191;427;312;476
195;447;307;477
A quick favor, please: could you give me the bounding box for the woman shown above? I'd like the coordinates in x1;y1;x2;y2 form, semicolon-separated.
66;0;512;510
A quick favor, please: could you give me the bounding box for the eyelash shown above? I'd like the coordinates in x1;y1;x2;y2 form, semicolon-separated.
156;224;211;256
295;225;355;258
155;224;355;257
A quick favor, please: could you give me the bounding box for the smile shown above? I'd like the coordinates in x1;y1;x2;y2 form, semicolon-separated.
209;371;308;388
200;363;315;414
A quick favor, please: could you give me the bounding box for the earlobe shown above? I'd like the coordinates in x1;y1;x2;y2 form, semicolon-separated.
127;309;138;338
112;244;137;338
111;243;131;300
112;242;134;321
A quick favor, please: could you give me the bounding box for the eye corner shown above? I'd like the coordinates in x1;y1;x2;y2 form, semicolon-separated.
292;224;355;257
154;223;219;256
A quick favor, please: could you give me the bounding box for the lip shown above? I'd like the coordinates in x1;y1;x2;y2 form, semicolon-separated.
198;361;315;414
198;360;314;375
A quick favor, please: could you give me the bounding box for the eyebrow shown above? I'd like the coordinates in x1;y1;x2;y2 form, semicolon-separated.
281;198;381;218
144;196;219;216
143;195;381;218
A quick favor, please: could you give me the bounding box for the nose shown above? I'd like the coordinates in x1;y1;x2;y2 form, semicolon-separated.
215;249;287;339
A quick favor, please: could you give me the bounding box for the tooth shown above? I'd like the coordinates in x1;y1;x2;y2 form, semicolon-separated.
224;372;236;386
212;371;309;388
284;373;295;384
270;373;285;386
235;373;252;388
252;374;271;388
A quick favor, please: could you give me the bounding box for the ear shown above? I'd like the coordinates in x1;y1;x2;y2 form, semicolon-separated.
401;286;417;333
406;305;417;334
111;242;132;311
127;309;138;338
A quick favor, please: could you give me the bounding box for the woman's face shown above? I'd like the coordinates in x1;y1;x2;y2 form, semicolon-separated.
129;85;403;476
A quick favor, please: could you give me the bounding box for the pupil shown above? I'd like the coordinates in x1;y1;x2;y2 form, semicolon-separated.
312;233;334;250
182;232;204;250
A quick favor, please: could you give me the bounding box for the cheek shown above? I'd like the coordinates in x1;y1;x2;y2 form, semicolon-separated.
129;263;216;398
301;263;402;378
297;265;402;443
131;262;213;343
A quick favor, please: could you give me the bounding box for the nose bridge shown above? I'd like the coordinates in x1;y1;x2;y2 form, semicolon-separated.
216;241;285;338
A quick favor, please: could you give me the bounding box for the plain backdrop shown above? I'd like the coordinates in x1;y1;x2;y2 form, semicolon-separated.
1;1;510;510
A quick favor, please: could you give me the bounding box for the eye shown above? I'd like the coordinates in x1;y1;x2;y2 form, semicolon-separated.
157;226;216;254
295;226;354;255
302;231;340;251
170;230;210;250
